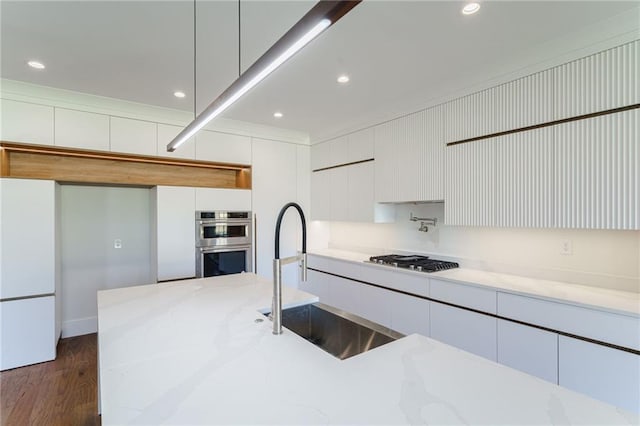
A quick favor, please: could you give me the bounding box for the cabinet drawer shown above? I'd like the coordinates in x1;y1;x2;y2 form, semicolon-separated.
497;292;640;351
359;266;429;297
430;279;496;314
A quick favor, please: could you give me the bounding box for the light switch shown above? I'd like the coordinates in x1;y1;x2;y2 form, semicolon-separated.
114;239;122;249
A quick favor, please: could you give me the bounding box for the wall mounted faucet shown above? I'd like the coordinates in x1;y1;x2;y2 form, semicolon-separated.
272;202;307;335
410;213;437;232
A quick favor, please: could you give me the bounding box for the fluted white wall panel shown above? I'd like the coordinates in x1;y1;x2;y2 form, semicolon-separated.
443;88;495;143
445;139;495;226
495;128;554;228
554;40;639;119
347;127;374;163
311;142;331;170
310;170;331;220
494;70;554;133
555;109;638;229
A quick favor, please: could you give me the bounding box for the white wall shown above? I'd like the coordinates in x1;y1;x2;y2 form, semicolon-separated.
326;203;640;293
60;185;154;337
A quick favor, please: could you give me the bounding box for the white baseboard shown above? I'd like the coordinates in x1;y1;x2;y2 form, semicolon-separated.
62;316;97;338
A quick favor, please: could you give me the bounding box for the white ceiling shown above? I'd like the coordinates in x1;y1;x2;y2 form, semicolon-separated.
2;1;638;141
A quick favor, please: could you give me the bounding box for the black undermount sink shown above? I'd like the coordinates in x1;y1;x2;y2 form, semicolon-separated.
266;302;404;360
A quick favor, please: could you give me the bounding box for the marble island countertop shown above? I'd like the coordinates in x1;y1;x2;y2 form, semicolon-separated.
97;273;637;425
309;248;640;317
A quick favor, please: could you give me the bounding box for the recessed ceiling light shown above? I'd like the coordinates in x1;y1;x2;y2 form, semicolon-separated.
337;75;350;84
27;60;45;70
174;91;186;98
462;2;480;15
273;112;283;118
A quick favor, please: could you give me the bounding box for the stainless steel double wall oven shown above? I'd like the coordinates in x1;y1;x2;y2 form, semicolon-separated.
195;211;252;277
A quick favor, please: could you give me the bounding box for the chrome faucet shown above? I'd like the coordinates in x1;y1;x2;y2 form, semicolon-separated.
272;202;307;335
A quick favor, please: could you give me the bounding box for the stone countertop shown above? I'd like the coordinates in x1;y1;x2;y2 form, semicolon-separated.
97;273;637;425
309;248;640;317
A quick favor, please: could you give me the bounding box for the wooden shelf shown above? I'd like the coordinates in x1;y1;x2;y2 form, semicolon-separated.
0;142;252;189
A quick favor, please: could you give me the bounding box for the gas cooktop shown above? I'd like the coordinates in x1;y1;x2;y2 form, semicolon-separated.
367;254;459;273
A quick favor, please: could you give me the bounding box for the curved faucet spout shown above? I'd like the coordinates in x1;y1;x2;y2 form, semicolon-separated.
274;202;307;259
272;202;308;335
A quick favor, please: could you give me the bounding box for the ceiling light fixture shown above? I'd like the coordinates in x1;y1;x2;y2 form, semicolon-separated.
27;60;45;70
337;75;350;84
174;91;186;98
462;2;481;15
273;112;283;118
167;0;361;152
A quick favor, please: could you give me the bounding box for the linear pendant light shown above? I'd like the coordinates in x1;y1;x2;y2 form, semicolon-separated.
167;0;361;152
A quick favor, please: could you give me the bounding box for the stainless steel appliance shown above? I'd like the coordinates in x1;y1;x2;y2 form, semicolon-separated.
366;254;459;273
195;211;252;277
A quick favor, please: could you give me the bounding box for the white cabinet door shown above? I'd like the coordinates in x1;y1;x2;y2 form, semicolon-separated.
299;269;330;303
310;170;331;221
375;107;443;203
328;136;348;167
554;40;639;119
155;186;195;281
497;320;558;384
329;167;349;222
311;142;331;170
55;108;109;151
347;127;374;163
156;124;195;160
555;109;639;229
0;99;54;145
251;138;299;286
389;291;430;336
195;188;251;211
110;117;157;156
328;275;360;315
195;130;251;164
430;302;497;361
0;178;55;298
356;283;392;328
347;162;374;222
494;127;554;227
0;296;56;371
559;336;640;414
444;138;495;226
493;70;554;132
443;88;494;144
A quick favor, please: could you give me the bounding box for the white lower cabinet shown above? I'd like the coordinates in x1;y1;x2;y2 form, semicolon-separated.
299;269;330;303
356;284;392;328
0;296;56;370
389;291;429;336
497;320;558;384
155;186;195;281
430;302;497;361
559;336;640;414
328;276;360;315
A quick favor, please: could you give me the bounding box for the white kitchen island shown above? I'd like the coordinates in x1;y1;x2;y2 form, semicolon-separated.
97;273;637;425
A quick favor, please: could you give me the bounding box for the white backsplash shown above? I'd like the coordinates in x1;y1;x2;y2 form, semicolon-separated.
314;203;640;293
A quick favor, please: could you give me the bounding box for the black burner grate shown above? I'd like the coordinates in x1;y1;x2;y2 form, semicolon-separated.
368;254;459;273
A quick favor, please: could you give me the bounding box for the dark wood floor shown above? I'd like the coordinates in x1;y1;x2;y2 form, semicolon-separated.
0;333;100;426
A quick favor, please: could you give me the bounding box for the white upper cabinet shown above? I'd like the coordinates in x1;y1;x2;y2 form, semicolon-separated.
443;88;494;143
110;117;157;156
445;138;495;226
346;128;374;163
195;131;251;164
554;108;638;229
554;40;639;119
375;107;443;203
328;136;348;167
347;162;375;222
156;124;195;160
310;169;331;221
194;188;251;211
0;99;54;145
311;141;331;170
0;178;56;298
329;167;349;222
155;186;195;281
494;127;554;228
55;108;109;151
493;70;554;132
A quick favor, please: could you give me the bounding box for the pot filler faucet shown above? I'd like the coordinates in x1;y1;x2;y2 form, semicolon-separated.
272;202;308;335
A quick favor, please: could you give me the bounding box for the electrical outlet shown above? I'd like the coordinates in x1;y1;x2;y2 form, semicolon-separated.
560;239;572;255
114;239;122;249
